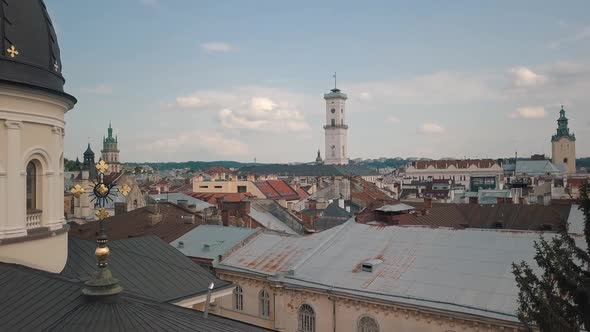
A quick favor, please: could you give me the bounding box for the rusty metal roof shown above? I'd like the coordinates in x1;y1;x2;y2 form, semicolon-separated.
219;220;584;323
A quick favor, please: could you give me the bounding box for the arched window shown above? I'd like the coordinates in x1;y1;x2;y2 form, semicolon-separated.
259;289;270;318
233;285;244;311
26;161;37;211
331;119;336;126
357;316;379;332
298;304;315;332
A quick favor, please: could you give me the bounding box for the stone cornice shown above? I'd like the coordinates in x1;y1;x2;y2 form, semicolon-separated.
4;119;22;129
217;269;525;331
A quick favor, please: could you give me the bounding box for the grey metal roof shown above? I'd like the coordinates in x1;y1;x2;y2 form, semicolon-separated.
62;236;231;302
219;220;583;323
150;193;214;211
567;204;585;235
250;199;306;235
515;160;561;175
375;203;416;212
249;205;298;235
170;225;258;263
0;263;273;332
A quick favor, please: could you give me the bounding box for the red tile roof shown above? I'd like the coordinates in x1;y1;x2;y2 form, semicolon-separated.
255;180;300;201
414;159;498;170
203;166;235;175
187;192;253;205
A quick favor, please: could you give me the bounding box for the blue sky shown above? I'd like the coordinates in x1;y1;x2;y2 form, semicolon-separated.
47;0;590;162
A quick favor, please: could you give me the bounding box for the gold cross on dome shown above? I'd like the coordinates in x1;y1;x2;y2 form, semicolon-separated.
95;208;110;220
70;184;85;198
7;45;19;58
96;183;109;197
119;184;131;197
96;160;109;174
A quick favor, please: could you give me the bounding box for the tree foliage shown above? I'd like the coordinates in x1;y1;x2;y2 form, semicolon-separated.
512;182;590;331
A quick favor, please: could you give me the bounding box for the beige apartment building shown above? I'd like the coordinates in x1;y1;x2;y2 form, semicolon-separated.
204;221;539;332
193;180;267;198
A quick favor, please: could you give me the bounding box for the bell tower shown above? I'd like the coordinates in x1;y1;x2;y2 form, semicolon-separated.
551;106;576;174
101;122;121;173
323;73;349;165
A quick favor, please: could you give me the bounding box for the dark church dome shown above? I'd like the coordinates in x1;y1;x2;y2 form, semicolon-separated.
0;0;76;102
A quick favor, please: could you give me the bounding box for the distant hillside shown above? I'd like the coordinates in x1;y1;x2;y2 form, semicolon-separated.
124;161;257;171
120;157;590;172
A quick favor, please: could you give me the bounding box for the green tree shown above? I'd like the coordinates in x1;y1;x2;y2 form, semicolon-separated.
512;182;590;331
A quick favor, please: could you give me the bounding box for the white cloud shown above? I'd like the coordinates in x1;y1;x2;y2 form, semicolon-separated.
201;42;235;53
359;92;372;101
510;67;547;87
348;71;500;106
386;116;400;124
81;84;113;94
174;88;311;133
148;131;249;157
510;106;547;119
420;123;445;134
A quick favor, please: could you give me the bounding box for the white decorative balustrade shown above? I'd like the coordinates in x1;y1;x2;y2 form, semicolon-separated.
26;210;42;229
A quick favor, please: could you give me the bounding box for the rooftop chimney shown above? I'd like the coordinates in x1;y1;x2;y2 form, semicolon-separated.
424;197;433;210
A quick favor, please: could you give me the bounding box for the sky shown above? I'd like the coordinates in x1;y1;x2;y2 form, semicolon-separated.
47;0;590;163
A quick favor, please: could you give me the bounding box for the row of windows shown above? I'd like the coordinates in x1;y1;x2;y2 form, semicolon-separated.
233;286;380;332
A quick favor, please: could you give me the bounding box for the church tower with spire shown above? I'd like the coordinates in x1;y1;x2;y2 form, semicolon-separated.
551;106;576;174
323;74;349;165
101;122;121;173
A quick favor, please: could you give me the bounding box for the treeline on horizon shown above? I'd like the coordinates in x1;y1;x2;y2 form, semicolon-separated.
64;157;590;172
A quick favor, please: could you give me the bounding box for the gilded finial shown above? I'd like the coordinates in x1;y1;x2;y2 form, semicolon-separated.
95;207;110;220
96;160;109;174
7;45;19;58
119;184;131;197
70;184;85;198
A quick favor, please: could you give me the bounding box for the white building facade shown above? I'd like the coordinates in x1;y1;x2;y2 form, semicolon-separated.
324;87;349;165
0;1;77;273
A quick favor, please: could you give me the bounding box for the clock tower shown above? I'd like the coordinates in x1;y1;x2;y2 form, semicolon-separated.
323;75;349;165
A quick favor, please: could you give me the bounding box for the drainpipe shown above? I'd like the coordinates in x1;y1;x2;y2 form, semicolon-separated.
328;290;336;332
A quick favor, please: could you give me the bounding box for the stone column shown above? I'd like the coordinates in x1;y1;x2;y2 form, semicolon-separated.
46;126;65;230
1;120;27;238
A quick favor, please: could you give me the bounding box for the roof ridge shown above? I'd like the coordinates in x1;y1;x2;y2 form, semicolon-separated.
289;218;356;271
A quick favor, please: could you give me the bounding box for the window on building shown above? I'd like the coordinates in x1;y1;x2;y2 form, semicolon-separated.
298;304;315;332
233;285;244;311
358;316;379;332
199;186;209;188
259;289;271;318
214;185;223;189
342;146;345;157
331;119;336;126
564;158;568;164
237;185;247;193
26;161;37;211
341;119;344;125
331;108;336;113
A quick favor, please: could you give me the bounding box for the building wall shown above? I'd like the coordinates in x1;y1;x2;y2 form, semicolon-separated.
552;137;576;174
215;272;525;332
0;84;74;273
405;164;504;188
193;180;266;198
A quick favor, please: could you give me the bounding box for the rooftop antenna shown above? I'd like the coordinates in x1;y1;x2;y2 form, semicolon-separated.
333;72;337;90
